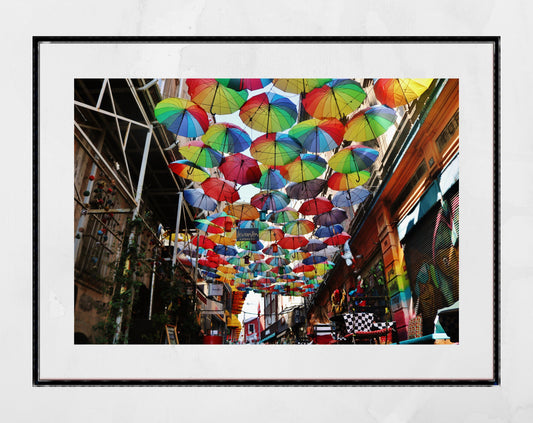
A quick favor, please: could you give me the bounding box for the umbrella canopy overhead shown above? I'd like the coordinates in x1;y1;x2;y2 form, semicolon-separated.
273;78;331;95
282;219;315;236
183;188;218;211
289;118;345;153
224;203;260;221
168;160;210;183
374;78;433;108
315;224;344;238
201;178;240;203
238;220;270;230
286;179;327;200
213;244;238;256
207;212;238;227
219;153;262;185
208;231;237;246
267;207;300;224
217;78;273;91
154;97;210;138
250;133;303;167
278;235;309;250
251;190;290;212
328;171;371;191
301;239;327;252
179;140;223;168
313;208;348;226
324;232;352;246
280;154;328;183
239;92;298;133
259;227;285;242
299;197;334;216
186;78;248;115
194;219;224;234
328;144;379;174
253;165;287;190
344;105;397;143
201;122;252;154
331;186;371;207
190;235;217;250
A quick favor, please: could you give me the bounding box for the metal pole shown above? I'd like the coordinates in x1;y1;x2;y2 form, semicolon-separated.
172;191;184;267
148;260;156;320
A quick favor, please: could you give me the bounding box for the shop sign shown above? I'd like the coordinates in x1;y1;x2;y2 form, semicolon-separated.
236;228;259;242
208;283;224;296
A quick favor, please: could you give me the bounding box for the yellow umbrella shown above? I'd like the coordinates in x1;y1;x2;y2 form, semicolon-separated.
208;230;237;246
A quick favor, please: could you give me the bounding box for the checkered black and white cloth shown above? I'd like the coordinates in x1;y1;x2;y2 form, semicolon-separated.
343;312;375;333
371;321;395;331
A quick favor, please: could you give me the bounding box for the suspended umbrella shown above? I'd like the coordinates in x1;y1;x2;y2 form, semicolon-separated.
168;160;210;183
344;105;397;143
302;79;367;121
235;271;255;279
301;239;327;252
190;235;216;250
280;154;327;183
227;256;248;267
267;207;300;224
273;78;331;95
205;251;229;266
374;78;433;108
224;203;260;221
194;219;224;234
328;171;371;191
249;262;271;273
259;227;285;242
324;232;352;246
201;122;252;154
213;245;238;256
256;270;277;278
315;224;344;238
252;165;287;190
198;258;218;269
183;188;218;211
278;235;309;250
302;255;328;265
329;144;379;174
201;178;240;203
237;240;265;251
154;97;210;137
289;118;345;153
250;133;303;167
179;140;223;168
266;256;289;266
239;92;298;133
186;78;248;115
217;78;273;91
251;190;290;212
238;251;265;261
291;251;311;261
207;212;238;228
238;220;270;231
286;179;327;200
331;186;371;207
299;197;334;216
201;270;220;279
313;208;348;226
282;219;315;236
208;230;237;246
219;153;262;185
217;265;238;275
293;264;315;273
271;265;293;275
263;244;288;256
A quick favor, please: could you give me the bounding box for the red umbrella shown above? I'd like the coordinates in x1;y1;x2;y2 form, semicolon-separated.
219;153;262;185
190;235;216;250
278;236;309;250
198;258;218;268
324;232;351;246
201;178;240;203
293;264;315;273
299;197;333;215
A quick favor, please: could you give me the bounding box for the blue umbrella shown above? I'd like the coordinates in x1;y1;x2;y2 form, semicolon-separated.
213;245;238;256
183;188;217;211
253;167;287;190
331;187;370;207
303;255;328;265
315;224;344;238
313;208;348;226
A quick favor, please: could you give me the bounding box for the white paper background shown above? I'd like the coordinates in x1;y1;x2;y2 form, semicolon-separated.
2;1;532;422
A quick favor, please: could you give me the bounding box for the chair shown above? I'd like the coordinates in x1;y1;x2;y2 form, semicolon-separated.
334;312;396;344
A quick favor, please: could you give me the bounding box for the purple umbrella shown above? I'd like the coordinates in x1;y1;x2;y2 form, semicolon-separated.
313;208;348;226
301;239;327;252
302;255;328;265
315;224;344;238
285;179;327;200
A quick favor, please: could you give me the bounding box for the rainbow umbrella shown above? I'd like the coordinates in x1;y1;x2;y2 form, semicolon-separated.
224;203;260;221
253;165;287;190
217;78;273;91
302;255;328;265
313;208;348;226
237;240;265;252
219;153;261;185
288;118;345;153
324;232;351;246
278;236;309;250
154;97;210;138
179;140;223;168
374;78;433;108
267;207;300;224
302;79;367;121
331;186;370;207
344;105;397;142
301;239;327;252
183;188;218;211
315;224;344;238
239;92;298;133
272;78;331;95
213;245;238;256
282;219;315;236
194;219;224;234
207;212;238;228
186;78;248;115
259;227;285;242
291;251;311;261
238;220;270;231
328;144;379;174
328;171;371;191
266;256;289;266
168;160;210;183
251;190;290;212
250;133;303;167
201;178;240;203
299;197;333;216
208;231;237;246
263;244;288;257
280;154;327;183
286;179;327;200
201;123;252;154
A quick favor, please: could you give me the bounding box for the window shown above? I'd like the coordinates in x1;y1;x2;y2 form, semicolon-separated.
248;324;255;333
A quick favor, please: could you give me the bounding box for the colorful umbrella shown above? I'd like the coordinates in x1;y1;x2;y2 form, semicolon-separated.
183;188;218;211
315;224;344;238
259;227;285;242
263;244;288;256
374;78;433;108
273;78;331;95
271;265;293;274
301;239;327;252
328;144;379;174
282;219;315;236
239;92;298;133
253;165;287;190
224;203;260;221
198;258;218;269
168;160;210;183
238;251;265;260
331;186;370;207
302;255;328;265
201;178;240;203
324;232;351;246
194;219;224;234
267;207;300;224
217;265;238;275
266;256;289;266
237;240;265;252
249;262;271;273
238;220;269;231
250;133;303;167
328;171;371;191
293;264;315;273
201;122;252;154
186;78;248;115
154;97;210;138
278;236;309;250
313;208;348;226
179;140;223;168
219;153;262;185
208;231;237;246
285;179;327;200
251;190;290;211
280;154;327;183
291;251;311;261
217;78;273;91
213;244;238;256
299;197;334;215
190;235;216;250
302;79;367;121
344;105;397;142
207;212;238;228
288;118;345;153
